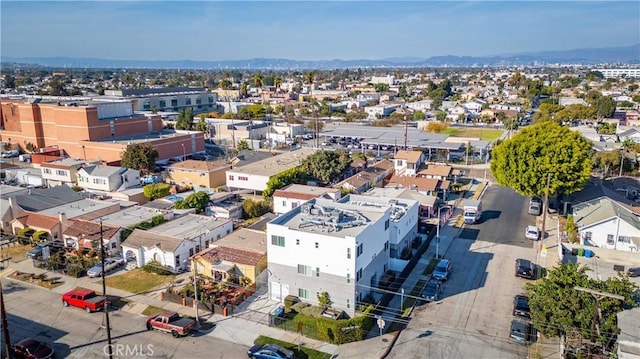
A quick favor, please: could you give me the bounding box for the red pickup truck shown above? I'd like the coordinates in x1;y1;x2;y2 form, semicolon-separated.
61;289;107;313
146;311;197;338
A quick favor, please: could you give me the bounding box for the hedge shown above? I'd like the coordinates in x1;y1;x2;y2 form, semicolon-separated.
314;304;374;344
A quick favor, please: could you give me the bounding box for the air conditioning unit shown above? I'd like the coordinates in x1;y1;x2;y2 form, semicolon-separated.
301;203;312;214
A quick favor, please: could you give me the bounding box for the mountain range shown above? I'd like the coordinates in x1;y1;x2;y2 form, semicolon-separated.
2;44;639;70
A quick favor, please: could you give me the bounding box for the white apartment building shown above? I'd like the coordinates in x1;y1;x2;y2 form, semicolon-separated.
594;68;640;79
273;184;342;215
266;194;418;316
364;104;401;120
370;75;396;86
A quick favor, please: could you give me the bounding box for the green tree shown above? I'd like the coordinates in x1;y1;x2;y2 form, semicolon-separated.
435;110;447;121
317;291;333;308
595;96;616;118
195;118;208;134
263;166;309;198
374;83;389;92
174;191;210;213
120;143;159;171
413;111;426;120
242;198;270;219
236;139;252;151
176;108;194;130
143;182;171;200
300;150;350;183
585;71;604;81
490;122;592;198
592;150;622;177
526;262;637;345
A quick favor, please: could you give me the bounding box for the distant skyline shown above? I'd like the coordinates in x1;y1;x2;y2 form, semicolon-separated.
2;1;639;61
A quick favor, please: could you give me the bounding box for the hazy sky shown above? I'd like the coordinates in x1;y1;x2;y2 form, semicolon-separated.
2;1;639;61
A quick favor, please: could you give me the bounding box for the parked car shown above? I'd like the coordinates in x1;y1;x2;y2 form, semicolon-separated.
247;343;295;359
528;197;542;216
509;320;534;345
146;311;197;338
421;278;443;302
61;289;107;313
87;257;124;278
432;259;452;281
11;338;55;359
525;225;540;241
627;267;640;278
513;295;530;318
515;259;535;280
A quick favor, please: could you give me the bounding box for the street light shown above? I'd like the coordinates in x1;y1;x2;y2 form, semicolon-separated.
400;288;404;311
181;143;186;161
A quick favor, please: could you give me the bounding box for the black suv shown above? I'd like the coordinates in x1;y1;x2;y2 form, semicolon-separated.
515;259;535;280
513;295;530;318
509;320;534;345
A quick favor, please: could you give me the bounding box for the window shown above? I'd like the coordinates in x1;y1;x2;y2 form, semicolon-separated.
297;264;312;276
292;202;298;208
356;268;362;281
43;168;52;174
196;97;202;105
185;98;192;105
356;243;363;257
346;273;351;284
607;234;615;245
56;169;67;176
315;242;319;249
347;247;351;259
282;201;287;207
171;99;178;107
93;178;106;185
296;239;300;245
159;100;166;108
189;248;194;256
347;299;350;309
316;267;320;277
385;219;390;230
228;175;234;180
384;241;389;251
298;288;310;299
238;176;248;181
271;235;285;247
619;236;631;243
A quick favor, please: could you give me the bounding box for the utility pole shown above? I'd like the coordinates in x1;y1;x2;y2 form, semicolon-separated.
403;115;408;150
100;220;113;359
1;282;12;359
574;286;623;354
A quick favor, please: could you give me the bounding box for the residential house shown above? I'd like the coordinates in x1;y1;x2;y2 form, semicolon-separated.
462;99;485;115
417;164;461;181
62;219;121;255
40;158;89;187
98;205;173;230
37;198;122;222
77;165;141;193
121;214;234;273
335;159;394;194
573;197;639;252
206;192;243;219
9;212;66;242
559;97;588;107
393;150;425;176
273;184;342;215
614;110;640;127
386;175;451;200
406;100;433;112
226;148;317;192
266;197;394;316
364;104;401;120
191;228;267;287
167;160;232;190
448;106;468;121
618;127;640;144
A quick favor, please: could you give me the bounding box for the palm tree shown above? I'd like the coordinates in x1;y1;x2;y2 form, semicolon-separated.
219;77;235;150
274;76;282;92
304;71;317;147
620;138;636;176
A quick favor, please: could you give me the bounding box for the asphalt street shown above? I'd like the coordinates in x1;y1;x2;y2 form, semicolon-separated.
1;279;250;359
389;185;553;359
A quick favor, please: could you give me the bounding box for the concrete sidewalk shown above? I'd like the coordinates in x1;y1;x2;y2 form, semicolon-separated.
1;257;337;355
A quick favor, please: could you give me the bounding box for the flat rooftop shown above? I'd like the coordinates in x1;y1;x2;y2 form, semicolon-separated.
269;197;387;238
98;206;170;228
94;129;197;146
214;228;267;253
148;213;231;239
320;123;461;149
39;199;120;219
278;184;340;196
227;148;317;177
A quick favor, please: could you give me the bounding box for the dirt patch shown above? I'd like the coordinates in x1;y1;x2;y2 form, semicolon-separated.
8;271;64;289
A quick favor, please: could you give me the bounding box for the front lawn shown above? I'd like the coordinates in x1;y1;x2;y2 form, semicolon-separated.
254;335;331;359
441;127;504;141
104;269;175;294
141;305;165;316
0;243;31;263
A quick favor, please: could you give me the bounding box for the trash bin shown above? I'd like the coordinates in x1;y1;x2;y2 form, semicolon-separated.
223;307;228;316
577;248;585;257
584;249;593;258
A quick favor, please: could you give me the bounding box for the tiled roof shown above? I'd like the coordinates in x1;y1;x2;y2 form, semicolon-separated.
272;190;317;201
63;219;119;241
12;212;59;230
194;245;265;266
